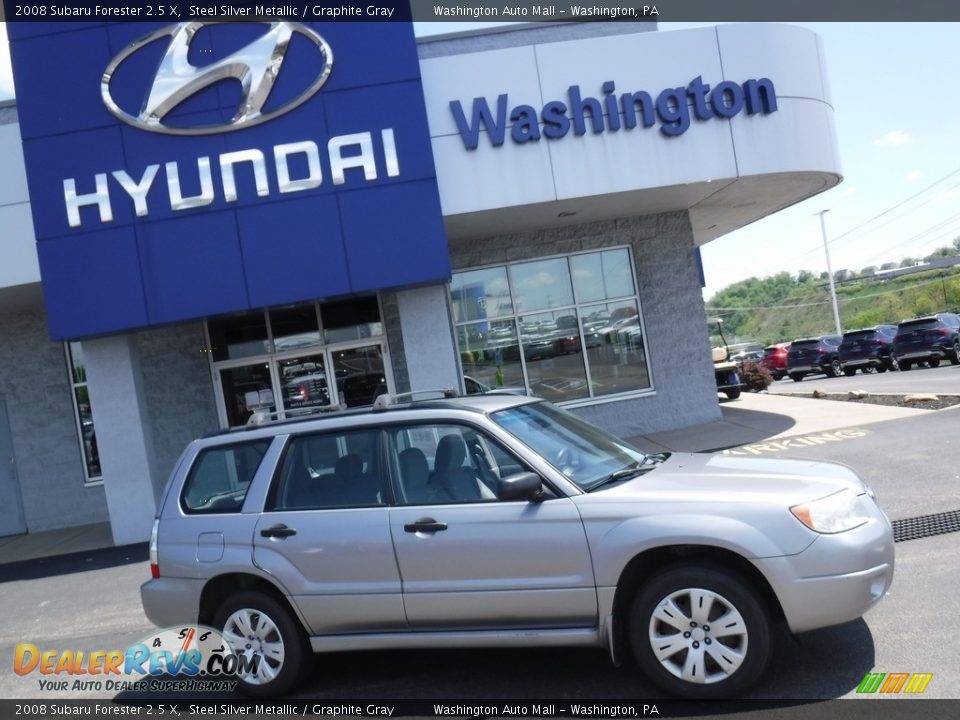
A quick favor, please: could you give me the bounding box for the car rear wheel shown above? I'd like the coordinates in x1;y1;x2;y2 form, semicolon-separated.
900;360;912;371
825;358;842;377
876;365;887;373
214;591;311;698
789;373;803;382
724;388;741;400
843;368;856;377
929;358;941;368
629;565;772;699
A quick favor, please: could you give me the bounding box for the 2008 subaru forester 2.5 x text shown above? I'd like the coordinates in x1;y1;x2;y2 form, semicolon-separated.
141;392;894;699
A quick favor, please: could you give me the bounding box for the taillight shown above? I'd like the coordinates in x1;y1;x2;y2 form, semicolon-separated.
149;518;160;579
818;348;828;355
938;328;949;336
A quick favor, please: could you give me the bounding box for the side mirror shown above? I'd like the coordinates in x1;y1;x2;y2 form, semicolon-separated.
497;472;544;502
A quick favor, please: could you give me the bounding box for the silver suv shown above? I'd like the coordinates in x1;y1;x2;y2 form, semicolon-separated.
142;392;894;699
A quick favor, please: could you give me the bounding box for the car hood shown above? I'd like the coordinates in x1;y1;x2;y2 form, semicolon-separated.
585;452;868;506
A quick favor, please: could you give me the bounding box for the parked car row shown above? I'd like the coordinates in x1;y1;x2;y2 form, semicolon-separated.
750;312;960;382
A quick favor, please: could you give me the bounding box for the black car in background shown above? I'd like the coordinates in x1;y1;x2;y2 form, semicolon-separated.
839;325;899;375
892;313;960;370
786;335;843;381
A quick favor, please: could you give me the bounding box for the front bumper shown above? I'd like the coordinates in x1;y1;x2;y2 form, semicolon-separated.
754;501;895;634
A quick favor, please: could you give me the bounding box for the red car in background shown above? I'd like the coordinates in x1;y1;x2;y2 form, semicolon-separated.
761;342;791;380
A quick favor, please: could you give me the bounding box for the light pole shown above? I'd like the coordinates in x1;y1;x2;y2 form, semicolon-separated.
817;209;843;336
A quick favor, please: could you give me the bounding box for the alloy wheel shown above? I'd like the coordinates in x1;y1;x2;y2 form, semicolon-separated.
221;608;286;686
647;588;748;684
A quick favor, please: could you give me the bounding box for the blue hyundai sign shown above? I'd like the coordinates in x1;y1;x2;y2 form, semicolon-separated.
8;20;449;340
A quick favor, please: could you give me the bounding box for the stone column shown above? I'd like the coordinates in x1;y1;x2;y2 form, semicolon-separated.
82;334;159;545
396;284;461;393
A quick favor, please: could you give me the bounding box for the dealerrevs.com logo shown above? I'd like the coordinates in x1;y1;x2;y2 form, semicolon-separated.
14;626;249;693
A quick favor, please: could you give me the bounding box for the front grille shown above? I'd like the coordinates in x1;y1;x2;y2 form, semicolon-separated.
892;510;960;543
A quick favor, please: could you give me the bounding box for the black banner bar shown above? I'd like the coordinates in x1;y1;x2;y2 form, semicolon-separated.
2;700;960;720
4;0;960;23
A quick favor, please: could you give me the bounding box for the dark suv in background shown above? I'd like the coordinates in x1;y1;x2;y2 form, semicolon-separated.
892;313;960;370
839;325;898;375
786;335;843;381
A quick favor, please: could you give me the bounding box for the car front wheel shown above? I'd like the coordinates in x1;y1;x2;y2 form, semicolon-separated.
843;368;856;376
789;373;803;382
929;358;941;368
214;591;311;698
825;358;842;377
629;565;772;699
951;342;960;365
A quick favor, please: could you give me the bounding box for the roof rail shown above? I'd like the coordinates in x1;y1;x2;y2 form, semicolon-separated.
372;388;459;411
245;404;347;428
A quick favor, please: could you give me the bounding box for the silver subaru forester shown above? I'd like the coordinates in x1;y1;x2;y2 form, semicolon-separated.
141;392;894;699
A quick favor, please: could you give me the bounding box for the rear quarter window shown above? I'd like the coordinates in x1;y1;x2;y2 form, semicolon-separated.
181;440;272;514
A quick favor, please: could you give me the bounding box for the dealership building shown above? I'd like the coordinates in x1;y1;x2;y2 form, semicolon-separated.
0;20;840;544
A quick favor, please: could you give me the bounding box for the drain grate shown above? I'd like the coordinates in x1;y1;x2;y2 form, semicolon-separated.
892;509;960;543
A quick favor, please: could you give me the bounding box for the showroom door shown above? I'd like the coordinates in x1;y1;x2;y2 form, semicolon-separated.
0;395;27;537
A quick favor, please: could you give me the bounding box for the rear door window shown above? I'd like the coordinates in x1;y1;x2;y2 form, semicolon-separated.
270;429;385;510
182;440;272;514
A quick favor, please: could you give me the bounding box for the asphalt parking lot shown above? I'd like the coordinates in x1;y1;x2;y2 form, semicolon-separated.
1;393;957;707
768;361;960;396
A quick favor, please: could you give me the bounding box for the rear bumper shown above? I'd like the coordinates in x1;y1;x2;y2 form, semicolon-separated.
754;500;895;634
896;348;947;361
786;363;828;375
841;356;887;369
141;577;205;628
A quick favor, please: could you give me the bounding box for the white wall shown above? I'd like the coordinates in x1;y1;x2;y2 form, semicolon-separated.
420;24;841;237
0;122;40;289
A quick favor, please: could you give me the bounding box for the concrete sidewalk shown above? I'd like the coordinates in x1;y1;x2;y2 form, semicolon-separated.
0;392;938;568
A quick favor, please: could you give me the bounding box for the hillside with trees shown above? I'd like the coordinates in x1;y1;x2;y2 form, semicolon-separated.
706;239;960;345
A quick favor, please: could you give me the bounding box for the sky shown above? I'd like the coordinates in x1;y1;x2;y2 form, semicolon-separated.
2;21;959;303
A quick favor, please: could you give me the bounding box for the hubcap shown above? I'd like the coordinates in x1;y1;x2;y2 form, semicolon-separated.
648;588;748;685
222;608;285;686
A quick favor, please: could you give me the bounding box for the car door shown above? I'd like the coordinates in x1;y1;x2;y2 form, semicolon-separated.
386;422;597;630
252;427;406;635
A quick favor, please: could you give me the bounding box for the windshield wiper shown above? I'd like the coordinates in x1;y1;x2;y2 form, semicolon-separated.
587;461;653;492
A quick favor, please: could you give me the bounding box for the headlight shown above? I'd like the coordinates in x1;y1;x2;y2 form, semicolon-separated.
790;489;870;534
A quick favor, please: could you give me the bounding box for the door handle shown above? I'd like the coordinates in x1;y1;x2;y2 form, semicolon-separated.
404;518;448;533
260;524;297;538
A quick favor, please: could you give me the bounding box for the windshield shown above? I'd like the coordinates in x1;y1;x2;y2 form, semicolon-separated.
491;402;649;490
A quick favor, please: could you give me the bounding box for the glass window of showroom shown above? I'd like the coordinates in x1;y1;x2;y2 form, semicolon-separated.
207;296;391;427
451;247;652;404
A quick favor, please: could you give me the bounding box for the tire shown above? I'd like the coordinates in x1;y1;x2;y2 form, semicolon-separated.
789;373;803;382
952;343;960;366
628;565;772;699
843;368;856;377
825;358;842;378
724;388;741;400
928;358;941;368
889;355;899;371
213;591;312;698
876;365;887;373
900;360;912;371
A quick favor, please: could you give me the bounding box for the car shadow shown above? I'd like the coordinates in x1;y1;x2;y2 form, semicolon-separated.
113;620;875;708
0;542;147;583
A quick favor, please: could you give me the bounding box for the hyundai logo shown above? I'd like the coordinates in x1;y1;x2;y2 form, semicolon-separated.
101;22;333;135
